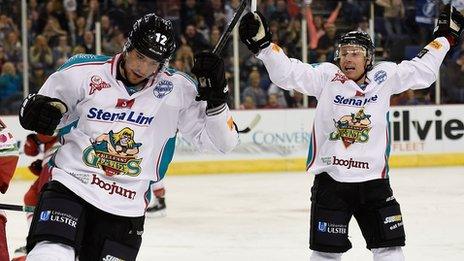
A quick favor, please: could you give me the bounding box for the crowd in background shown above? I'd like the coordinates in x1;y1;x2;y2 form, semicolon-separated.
0;0;463;115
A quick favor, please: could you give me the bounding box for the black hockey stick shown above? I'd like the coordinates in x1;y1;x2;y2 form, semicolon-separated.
0;203;35;212
238;114;261;133
212;0;248;55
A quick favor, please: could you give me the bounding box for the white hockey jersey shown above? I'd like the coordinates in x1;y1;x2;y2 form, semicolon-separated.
39;53;238;216
257;38;450;182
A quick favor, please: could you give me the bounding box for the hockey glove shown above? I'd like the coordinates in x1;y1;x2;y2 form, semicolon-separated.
19;94;68;136
28;159;43;176
24;134;40;156
433;4;464;47
239;11;272;54
191;52;229;109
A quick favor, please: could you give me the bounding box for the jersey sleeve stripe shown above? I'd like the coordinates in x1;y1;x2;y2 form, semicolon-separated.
382;112;392;178
306;125;317;171
154;136;177;181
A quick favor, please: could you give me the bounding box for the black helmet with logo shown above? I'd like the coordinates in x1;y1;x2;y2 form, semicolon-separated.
124;13;176;65
334;31;375;71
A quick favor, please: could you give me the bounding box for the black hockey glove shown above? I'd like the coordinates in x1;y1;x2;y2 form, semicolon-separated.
239;11;272;54
19;94;68;136
191;52;229;110
28;159;43;176
433;4;464;47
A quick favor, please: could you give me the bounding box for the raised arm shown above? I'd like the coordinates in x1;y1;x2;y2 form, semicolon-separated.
239;11;333;98
392;4;464;94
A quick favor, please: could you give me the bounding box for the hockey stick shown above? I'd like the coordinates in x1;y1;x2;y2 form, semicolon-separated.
0;203;35;212
212;0;248;55
238;114;261;133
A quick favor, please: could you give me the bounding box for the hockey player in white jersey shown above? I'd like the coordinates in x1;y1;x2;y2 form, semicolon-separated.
19;13;238;261
239;4;463;261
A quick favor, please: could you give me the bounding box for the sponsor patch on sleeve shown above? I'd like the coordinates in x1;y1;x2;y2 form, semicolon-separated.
271;44;282;53
227;117;234;131
427;40;442;50
416;48;429;58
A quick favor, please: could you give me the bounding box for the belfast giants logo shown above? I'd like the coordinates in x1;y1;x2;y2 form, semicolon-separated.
374;70;387;84
330;108;372;148
83;127;143;177
153;80;173;98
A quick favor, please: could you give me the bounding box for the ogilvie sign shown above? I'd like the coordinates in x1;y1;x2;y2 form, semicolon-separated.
390;109;463;141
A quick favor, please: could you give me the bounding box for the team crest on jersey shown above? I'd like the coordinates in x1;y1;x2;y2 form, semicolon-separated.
89;75;111;95
331;72;349;84
374;70;387;84
153;80;173;99
329;108;372;148
82;127;143;177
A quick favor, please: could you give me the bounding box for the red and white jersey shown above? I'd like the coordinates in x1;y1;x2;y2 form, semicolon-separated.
257;38;450;182
0;118;19;193
0;119;18;158
39;53;238;216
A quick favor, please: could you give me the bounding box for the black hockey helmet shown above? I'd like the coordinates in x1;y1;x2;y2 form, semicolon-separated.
334;31;375;71
124;13;176;65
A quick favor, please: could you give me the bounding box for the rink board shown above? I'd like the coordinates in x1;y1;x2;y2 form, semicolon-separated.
3;105;464;179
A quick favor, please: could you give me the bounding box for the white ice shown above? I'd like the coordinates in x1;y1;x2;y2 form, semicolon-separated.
3;166;464;261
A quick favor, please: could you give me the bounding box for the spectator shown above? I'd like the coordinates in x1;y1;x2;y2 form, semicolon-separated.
270;0;290;26
0;15;17;43
74;16;87;46
30;34;53;74
72;45;85;55
259;0;276;18
4;31;21;64
29;63;47;94
42;16;67;47
316;23;338;62
180;0;200;32
0;62;22;113
195;15;210;42
268;83;288;108
264;93;284;109
175;44;194;74
182;24;211;53
442;51;464;103
240;95;257;109
103;30;125;56
305;1;342;50
242;70;267;108
282;18;302;58
0;46;7;74
100;15;114;48
205;0;227;31
82;31;95;54
397;89;420;105
52;35;72;68
375;0;405;37
357;16;370;33
107;0;132;34
225;0;241;22
286;90;305;108
209;25;221;48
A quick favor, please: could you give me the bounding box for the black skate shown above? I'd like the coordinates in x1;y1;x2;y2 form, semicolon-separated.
146;197;166;218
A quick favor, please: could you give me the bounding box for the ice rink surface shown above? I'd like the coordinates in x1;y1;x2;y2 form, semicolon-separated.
3;166;464;261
